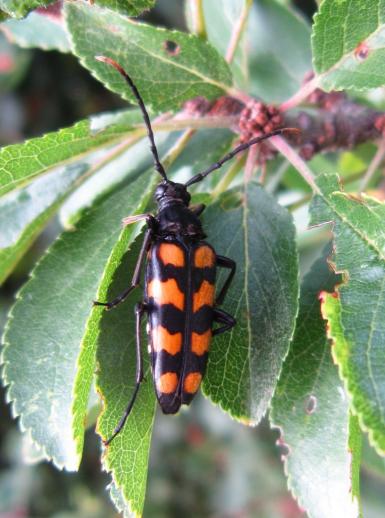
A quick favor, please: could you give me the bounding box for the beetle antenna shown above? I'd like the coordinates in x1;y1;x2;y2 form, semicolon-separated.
185;127;300;187
95;56;168;182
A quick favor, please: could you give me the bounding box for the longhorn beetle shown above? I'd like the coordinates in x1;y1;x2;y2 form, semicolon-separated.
94;56;296;445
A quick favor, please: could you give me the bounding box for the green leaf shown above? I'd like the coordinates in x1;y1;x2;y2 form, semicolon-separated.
95;235;156;518
271;250;361;518
3;10;71;52
64;2;232;113
0;0;55;19
59;126;175;225
247;0;311;102
0;109;142;197
310;172;385;454
312;0;385;91
0;163;88;284
1;170;154;470
93;0;155;17
202;182;299;423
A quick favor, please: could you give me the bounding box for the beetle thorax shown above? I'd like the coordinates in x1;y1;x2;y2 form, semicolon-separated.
154;182;204;238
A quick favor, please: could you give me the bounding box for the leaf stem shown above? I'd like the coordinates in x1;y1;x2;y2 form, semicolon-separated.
153;114;239;132
225;0;253;64
188;0;207;39
359;140;385;193
280;76;320;112
271;135;320;194
244;145;258;183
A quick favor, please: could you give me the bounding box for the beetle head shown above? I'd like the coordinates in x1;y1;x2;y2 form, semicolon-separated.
155;181;191;207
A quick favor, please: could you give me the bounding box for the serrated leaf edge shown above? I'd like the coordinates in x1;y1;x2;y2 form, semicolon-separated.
320;289;385;457
64;3;233;113
1;233;81;470
0;118;133;196
311;2;385;92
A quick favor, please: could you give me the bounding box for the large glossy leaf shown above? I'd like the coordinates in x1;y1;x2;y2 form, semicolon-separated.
310;173;385;454
95;235;156;518
0;0;55;19
312;0;385;91
1;170;154;470
65;2;232;113
247;0;311;102
0;109;142;196
202;182;299;423
0;163;88;284
93;0;155;16
271;250;361;518
3;10;71;52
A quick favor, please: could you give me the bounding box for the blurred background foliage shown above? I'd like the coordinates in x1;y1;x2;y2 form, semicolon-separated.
1;1;385;517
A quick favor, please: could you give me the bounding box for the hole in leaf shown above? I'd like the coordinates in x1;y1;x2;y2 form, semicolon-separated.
163;40;180;56
354;42;369;61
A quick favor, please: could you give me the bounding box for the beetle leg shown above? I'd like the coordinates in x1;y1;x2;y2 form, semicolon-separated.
104;302;147;445
212;307;236;336
93;227;153;310
215;255;236;306
122;213;152;227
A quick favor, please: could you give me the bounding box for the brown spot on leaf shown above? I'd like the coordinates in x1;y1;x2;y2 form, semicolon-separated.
163;40;180;56
305;395;317;415
354;41;370;61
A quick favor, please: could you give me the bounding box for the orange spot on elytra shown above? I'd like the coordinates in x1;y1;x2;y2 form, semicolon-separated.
193;280;215;312
194;246;215;268
159;243;185;267
191;330;211;355
157;372;178;394
152;326;182;355
147;278;184;311
183;372;202;394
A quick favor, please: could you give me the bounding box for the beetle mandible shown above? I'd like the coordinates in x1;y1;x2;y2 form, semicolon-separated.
94;56;295;445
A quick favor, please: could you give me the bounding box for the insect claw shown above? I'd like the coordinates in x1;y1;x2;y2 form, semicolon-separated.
93;300;111;310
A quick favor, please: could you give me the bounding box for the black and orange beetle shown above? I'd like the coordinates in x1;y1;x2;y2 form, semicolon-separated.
94;56;295;445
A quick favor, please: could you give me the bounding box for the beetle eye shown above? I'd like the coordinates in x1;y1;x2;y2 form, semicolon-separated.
155;183;167;200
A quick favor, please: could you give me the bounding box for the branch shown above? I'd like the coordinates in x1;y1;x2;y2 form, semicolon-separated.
225;0;253;64
188;0;207;39
280;75;320;112
359;140;385;193
271;136;320;194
